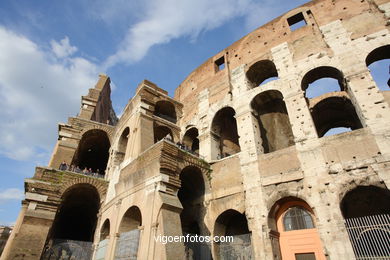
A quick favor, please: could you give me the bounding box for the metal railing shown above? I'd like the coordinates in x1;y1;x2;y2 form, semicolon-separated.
345;214;390;259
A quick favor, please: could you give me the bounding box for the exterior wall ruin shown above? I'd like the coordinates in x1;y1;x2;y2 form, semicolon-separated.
2;0;390;259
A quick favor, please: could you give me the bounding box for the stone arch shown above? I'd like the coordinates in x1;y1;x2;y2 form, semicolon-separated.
182;126;200;153
213;209;252;260
340;185;390;258
116;127;130;165
154;100;177;123
365;44;390;90
246;59;279;88
50;183;100;243
59;177;107;202
365;44;390;66
114;206;142;259
301;66;345;99
79;124;114;144
72;129;111;175
210;106;240;159
340;185;390;219
100;219;110;241
310;96;363;137
154;124;173;143
250;90;294;153
268;197;326;260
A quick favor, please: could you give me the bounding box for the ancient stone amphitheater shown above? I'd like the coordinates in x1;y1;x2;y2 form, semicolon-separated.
2;0;390;259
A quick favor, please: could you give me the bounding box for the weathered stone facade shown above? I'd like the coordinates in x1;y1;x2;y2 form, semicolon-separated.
2;0;390;259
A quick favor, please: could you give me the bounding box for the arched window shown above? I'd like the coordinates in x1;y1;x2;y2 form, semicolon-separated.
250;90;294;153
154;100;177;123
302;66;345;99
183;127;200;154
246;60;279;88
341;186;390;259
366;45;390;91
72;129;110;175
178;166;210;259
268;198;326;260
283;207;314;231
214;210;252;259
301;67;363;137
115;206;142;259
43;184;100;258
211;107;240;159
96;219;110;260
154;125;173;143
310;96;362;137
116;127;129;165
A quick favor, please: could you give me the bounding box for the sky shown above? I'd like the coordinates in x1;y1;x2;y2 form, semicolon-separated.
0;0;388;226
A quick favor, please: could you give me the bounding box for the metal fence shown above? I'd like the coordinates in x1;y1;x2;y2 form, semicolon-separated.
345;214;390;260
114;229;140;260
41;239;93;260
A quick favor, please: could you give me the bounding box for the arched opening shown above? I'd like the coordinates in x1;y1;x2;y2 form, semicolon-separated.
268;197;326;260
251;90;294;153
72;129;110;175
214;210;252;259
96;219;110;260
341;186;390;258
154;100;177;123
116;127;129;165
310;96;362;137
302;66;345;99
43;184;100;259
178;166;211;260
115;206;142;259
183;127;200;154
366;45;390;91
246;60;279;88
211;107;240;159
154;125;173;143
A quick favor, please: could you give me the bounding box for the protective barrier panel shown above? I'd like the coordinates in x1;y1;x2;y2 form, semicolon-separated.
218;234;253;260
95;239;108;260
114;229;140;260
41;239;93;260
345;214;390;259
184;233;212;260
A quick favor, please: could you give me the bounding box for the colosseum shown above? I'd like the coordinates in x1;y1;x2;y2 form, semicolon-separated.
2;0;390;259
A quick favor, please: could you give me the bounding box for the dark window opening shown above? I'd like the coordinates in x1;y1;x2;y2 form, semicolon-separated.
214;210;252;259
116;127;129;165
211;107;240;159
154;100;177;123
50;184;100;242
287;12;307;31
341;186;390;219
183;127;200;154
311;96;362;137
72;129;110;175
154;125;173;143
100;219;110;241
295;253;316;260
246;60;279;88
178;166;211;259
215;56;225;72
251;90;294;153
283;207;314;231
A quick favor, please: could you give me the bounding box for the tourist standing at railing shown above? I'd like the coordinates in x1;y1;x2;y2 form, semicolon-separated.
59;161;67;171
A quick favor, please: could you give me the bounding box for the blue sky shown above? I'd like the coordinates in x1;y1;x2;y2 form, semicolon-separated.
0;0;388;226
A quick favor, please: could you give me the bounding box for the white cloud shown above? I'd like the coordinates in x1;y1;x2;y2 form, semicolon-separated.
103;0;255;68
0;27;98;161
50;37;78;58
0;188;24;203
